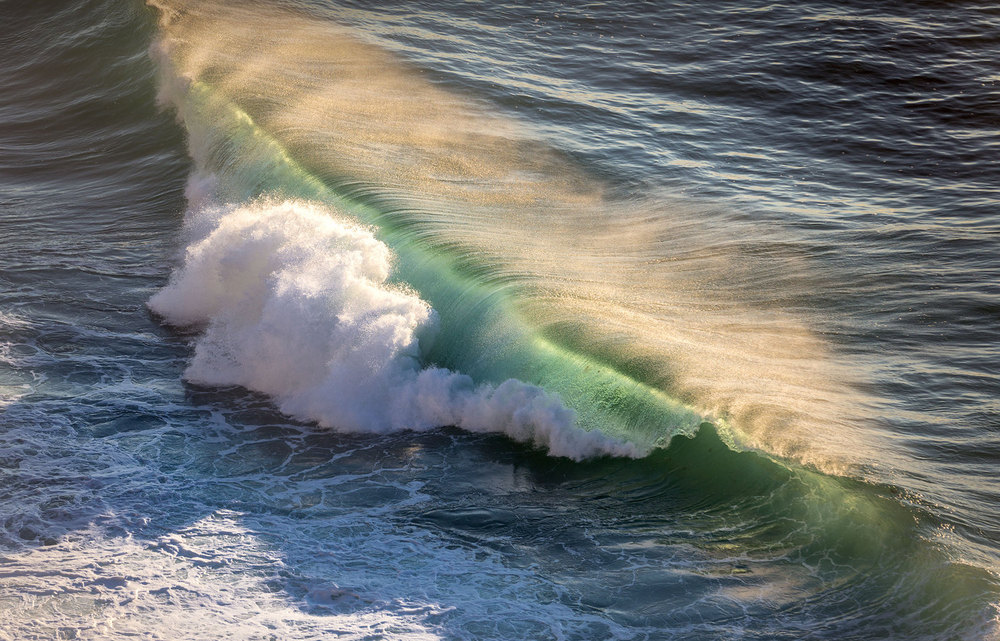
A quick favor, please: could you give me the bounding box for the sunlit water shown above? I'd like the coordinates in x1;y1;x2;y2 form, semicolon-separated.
0;0;998;638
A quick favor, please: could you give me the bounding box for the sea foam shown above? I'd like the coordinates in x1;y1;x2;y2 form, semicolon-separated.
149;192;641;460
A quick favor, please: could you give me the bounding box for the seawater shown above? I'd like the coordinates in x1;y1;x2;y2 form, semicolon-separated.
0;0;998;639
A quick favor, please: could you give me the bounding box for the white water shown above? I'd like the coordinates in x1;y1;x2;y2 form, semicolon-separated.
149;184;641;460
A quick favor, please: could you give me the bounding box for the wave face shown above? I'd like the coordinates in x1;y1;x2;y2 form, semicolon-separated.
144;0;707;459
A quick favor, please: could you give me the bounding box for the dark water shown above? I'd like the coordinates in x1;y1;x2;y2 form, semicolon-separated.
1;0;998;638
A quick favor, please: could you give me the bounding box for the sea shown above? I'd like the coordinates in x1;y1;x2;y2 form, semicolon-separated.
1;0;998;638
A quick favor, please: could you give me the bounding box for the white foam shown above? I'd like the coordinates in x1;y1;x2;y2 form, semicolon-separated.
149;193;639;460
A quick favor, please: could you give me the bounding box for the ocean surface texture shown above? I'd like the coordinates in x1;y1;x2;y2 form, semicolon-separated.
1;0;998;639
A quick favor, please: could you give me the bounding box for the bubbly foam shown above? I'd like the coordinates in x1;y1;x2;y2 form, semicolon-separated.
149;193;641;460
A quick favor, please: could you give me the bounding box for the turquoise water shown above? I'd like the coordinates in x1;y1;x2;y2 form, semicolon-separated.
0;0;998;638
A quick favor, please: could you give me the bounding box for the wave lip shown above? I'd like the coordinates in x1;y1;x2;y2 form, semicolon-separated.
150;194;642;460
